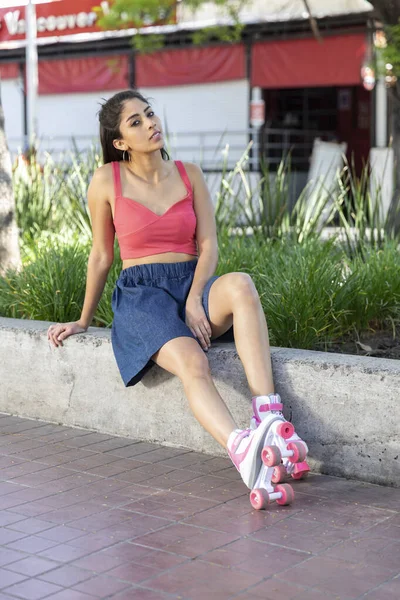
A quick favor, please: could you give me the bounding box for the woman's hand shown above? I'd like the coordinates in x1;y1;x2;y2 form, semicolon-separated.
185;297;212;351
47;321;87;348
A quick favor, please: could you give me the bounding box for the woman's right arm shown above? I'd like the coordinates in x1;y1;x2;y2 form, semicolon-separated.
48;166;115;348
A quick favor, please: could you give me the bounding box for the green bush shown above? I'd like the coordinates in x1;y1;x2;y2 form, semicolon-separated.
215;150;337;244
13;145;102;245
253;238;356;349
0;243;89;323
4;145;399;353
1;231;398;350
344;242;400;333
0;240;122;327
19;226;87;267
216;234;356;349
13;154;65;239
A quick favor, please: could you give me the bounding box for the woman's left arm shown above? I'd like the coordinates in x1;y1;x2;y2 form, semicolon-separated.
185;163;219;350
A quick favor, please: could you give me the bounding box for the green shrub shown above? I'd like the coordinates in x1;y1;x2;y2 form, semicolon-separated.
344;242;400;333
0;238;122;327
20;226;87;267
215;150;337;244
13;154;65;234
5;144;399;353
13;144;400;253
1;232;399;352
61;145;103;239
13;145;102;244
245;237;355;350
0;243;89;322
334;157;400;258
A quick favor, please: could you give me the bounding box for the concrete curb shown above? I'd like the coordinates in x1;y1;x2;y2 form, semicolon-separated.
1;317;399;486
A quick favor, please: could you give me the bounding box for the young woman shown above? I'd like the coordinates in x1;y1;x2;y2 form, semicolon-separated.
47;90;308;505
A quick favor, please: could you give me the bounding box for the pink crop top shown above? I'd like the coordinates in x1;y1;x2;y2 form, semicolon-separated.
112;160;198;260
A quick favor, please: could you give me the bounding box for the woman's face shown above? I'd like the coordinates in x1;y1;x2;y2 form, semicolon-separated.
115;98;164;156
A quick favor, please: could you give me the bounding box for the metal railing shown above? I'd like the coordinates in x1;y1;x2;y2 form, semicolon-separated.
8;127;335;171
261;127;336;170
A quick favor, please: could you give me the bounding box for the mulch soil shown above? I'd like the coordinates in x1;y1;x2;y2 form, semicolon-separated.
328;326;400;360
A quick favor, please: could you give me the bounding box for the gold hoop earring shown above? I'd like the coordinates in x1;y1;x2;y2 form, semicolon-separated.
122;150;132;162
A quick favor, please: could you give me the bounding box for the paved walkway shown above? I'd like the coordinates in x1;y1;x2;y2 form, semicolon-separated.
0;413;399;600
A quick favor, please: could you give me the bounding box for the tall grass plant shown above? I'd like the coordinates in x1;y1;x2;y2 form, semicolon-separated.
0;243;89;323
215;148;340;244
2;231;398;350
13;144;102;248
4;143;399;353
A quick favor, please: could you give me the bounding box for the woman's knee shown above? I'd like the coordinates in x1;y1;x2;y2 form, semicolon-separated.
151;336;211;381
224;272;258;304
178;349;211;383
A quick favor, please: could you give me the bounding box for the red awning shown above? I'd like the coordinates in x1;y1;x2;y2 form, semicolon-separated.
38;55;129;94
0;63;19;79
252;33;367;88
136;44;245;87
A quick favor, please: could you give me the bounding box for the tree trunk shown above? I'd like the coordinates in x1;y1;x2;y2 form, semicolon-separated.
0;81;21;275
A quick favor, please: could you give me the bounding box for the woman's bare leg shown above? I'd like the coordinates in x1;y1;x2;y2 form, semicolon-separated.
152;337;237;448
207;273;274;397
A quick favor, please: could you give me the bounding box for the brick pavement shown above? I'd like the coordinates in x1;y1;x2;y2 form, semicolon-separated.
0;413;399;600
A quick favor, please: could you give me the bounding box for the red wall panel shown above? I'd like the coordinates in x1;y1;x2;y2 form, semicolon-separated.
0;63;19;79
252;34;367;88
39;55;129;94
136;44;245;87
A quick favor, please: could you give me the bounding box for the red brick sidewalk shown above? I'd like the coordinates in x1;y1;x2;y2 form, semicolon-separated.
0;413;399;600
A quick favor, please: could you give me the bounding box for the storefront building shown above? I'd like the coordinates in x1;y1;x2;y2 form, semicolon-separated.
0;0;376;172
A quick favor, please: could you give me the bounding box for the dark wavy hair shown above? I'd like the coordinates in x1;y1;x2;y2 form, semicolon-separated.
98;89;169;164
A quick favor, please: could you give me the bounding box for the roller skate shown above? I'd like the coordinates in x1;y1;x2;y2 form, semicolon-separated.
227;422;295;510
250;394;310;485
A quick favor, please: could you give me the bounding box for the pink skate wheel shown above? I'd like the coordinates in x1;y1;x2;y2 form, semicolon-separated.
291;461;310;480
250;488;269;510
262;445;282;467
287;441;307;464
276;421;295;440
275;483;295;506
272;464;286;484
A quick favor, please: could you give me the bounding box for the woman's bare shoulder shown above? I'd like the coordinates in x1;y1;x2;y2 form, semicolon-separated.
181;161;202;174
91;163;114;184
88;163;114;200
180;162;203;186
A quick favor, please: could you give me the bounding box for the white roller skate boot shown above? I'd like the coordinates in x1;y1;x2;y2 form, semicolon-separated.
250;394;310;484
227;423;295;510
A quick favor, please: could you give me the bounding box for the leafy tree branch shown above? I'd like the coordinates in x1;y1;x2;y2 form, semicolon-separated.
93;0;251;52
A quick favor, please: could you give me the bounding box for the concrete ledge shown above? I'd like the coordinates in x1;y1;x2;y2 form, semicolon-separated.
1;316;399;487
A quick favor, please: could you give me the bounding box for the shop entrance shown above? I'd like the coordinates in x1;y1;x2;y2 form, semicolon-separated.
261;85;371;175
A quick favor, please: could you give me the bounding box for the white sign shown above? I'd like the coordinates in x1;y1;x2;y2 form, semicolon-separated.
250;99;265;128
2;10;97;35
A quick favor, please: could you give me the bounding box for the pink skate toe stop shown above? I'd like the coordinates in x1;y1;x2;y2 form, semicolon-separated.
291;461;310;480
250;488;269;510
275;483;295;506
262;445;282;467
276;421;295;440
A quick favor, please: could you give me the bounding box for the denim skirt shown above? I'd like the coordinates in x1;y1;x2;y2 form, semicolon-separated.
111;259;234;387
